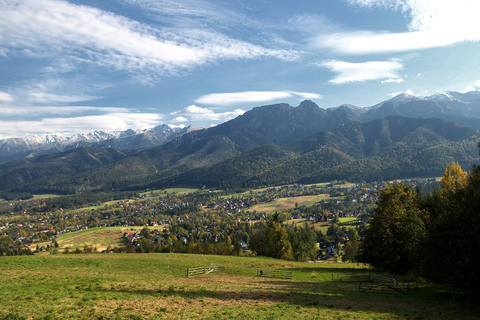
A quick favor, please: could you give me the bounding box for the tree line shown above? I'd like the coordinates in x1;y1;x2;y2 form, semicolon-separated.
359;158;480;299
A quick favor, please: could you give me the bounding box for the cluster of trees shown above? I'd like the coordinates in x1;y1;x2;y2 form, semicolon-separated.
0;236;33;256
134;237;242;256
250;213;317;262
359;160;480;299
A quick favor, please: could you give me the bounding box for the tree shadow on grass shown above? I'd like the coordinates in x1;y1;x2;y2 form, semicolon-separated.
86;275;480;319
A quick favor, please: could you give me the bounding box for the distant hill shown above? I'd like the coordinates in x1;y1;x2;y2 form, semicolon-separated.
129;116;480;190
0;147;130;193
0;124;203;164
0;134;240;194
2;90;480;196
361;92;480;130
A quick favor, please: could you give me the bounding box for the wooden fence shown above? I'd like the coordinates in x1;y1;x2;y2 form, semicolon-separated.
257;269;292;279
187;265;219;278
359;274;409;294
332;273;409;294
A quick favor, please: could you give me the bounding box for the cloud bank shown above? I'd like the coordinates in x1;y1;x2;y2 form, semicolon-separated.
320;60;403;84
195;91;323;105
0;112;163;138
171;105;245;122
312;0;480;54
0;0;299;83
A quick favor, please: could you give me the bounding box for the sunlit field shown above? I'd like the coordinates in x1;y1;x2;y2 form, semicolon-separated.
1;254;478;319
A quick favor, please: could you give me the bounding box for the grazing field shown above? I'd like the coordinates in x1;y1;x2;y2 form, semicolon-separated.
40;226;164;252
250;195;326;213
0;254;478;319
339;217;357;224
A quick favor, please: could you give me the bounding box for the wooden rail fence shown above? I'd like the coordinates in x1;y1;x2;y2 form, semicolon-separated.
359;274;409;294
187;265;219;278
332;272;409;294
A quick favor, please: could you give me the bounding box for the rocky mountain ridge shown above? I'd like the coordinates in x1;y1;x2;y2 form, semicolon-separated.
0;124;203;164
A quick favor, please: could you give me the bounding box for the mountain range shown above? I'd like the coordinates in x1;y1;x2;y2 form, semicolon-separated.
0;124;203;164
2;91;480;196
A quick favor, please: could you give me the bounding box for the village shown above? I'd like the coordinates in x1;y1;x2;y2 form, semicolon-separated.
0;178;438;257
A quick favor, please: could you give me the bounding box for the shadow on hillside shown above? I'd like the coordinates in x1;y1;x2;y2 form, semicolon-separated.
85;272;477;319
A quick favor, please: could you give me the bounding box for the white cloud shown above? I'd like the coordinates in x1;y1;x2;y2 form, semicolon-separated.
171;104;245;122
287;14;339;35
474;80;480;90
0;106;129;115
195;91;292;105
0;112;163;138
320;60;403;84
291;92;324;100
195;91;322;105
171;116;188;123
9;78;105;105
390;89;414;97
0;91;14;102
314;30;463;55
0;0;299;82
350;0;478;35
28;92;100;104
122;0;247;29
167;123;186;129
382;78;404;84
315;0;480;54
463;80;480;93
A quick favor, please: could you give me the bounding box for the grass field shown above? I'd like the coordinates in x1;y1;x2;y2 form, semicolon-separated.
54;227;127;252
249;195;327;213
32;194;60;199
39;226;164;252
0;254;477;320
140;187;200;199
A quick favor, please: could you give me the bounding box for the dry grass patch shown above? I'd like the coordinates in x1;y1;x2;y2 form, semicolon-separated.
250;195;324;213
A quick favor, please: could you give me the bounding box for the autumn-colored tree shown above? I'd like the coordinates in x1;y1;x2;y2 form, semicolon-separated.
441;162;467;194
422;160;480;299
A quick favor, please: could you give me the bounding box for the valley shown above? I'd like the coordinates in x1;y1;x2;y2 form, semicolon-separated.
1;92;480;318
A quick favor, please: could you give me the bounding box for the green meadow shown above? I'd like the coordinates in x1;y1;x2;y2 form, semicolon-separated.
0;254;478;319
249;195;328;214
37;226;165;253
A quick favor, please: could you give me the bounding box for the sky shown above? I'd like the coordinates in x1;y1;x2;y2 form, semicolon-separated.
1;0;480;138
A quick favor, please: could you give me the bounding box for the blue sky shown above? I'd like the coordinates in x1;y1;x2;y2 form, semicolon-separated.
1;0;480;138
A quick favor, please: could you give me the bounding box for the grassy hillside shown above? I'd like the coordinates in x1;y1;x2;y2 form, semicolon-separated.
0;254;478;319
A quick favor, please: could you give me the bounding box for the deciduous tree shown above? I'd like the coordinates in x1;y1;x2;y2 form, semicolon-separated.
359;184;426;274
